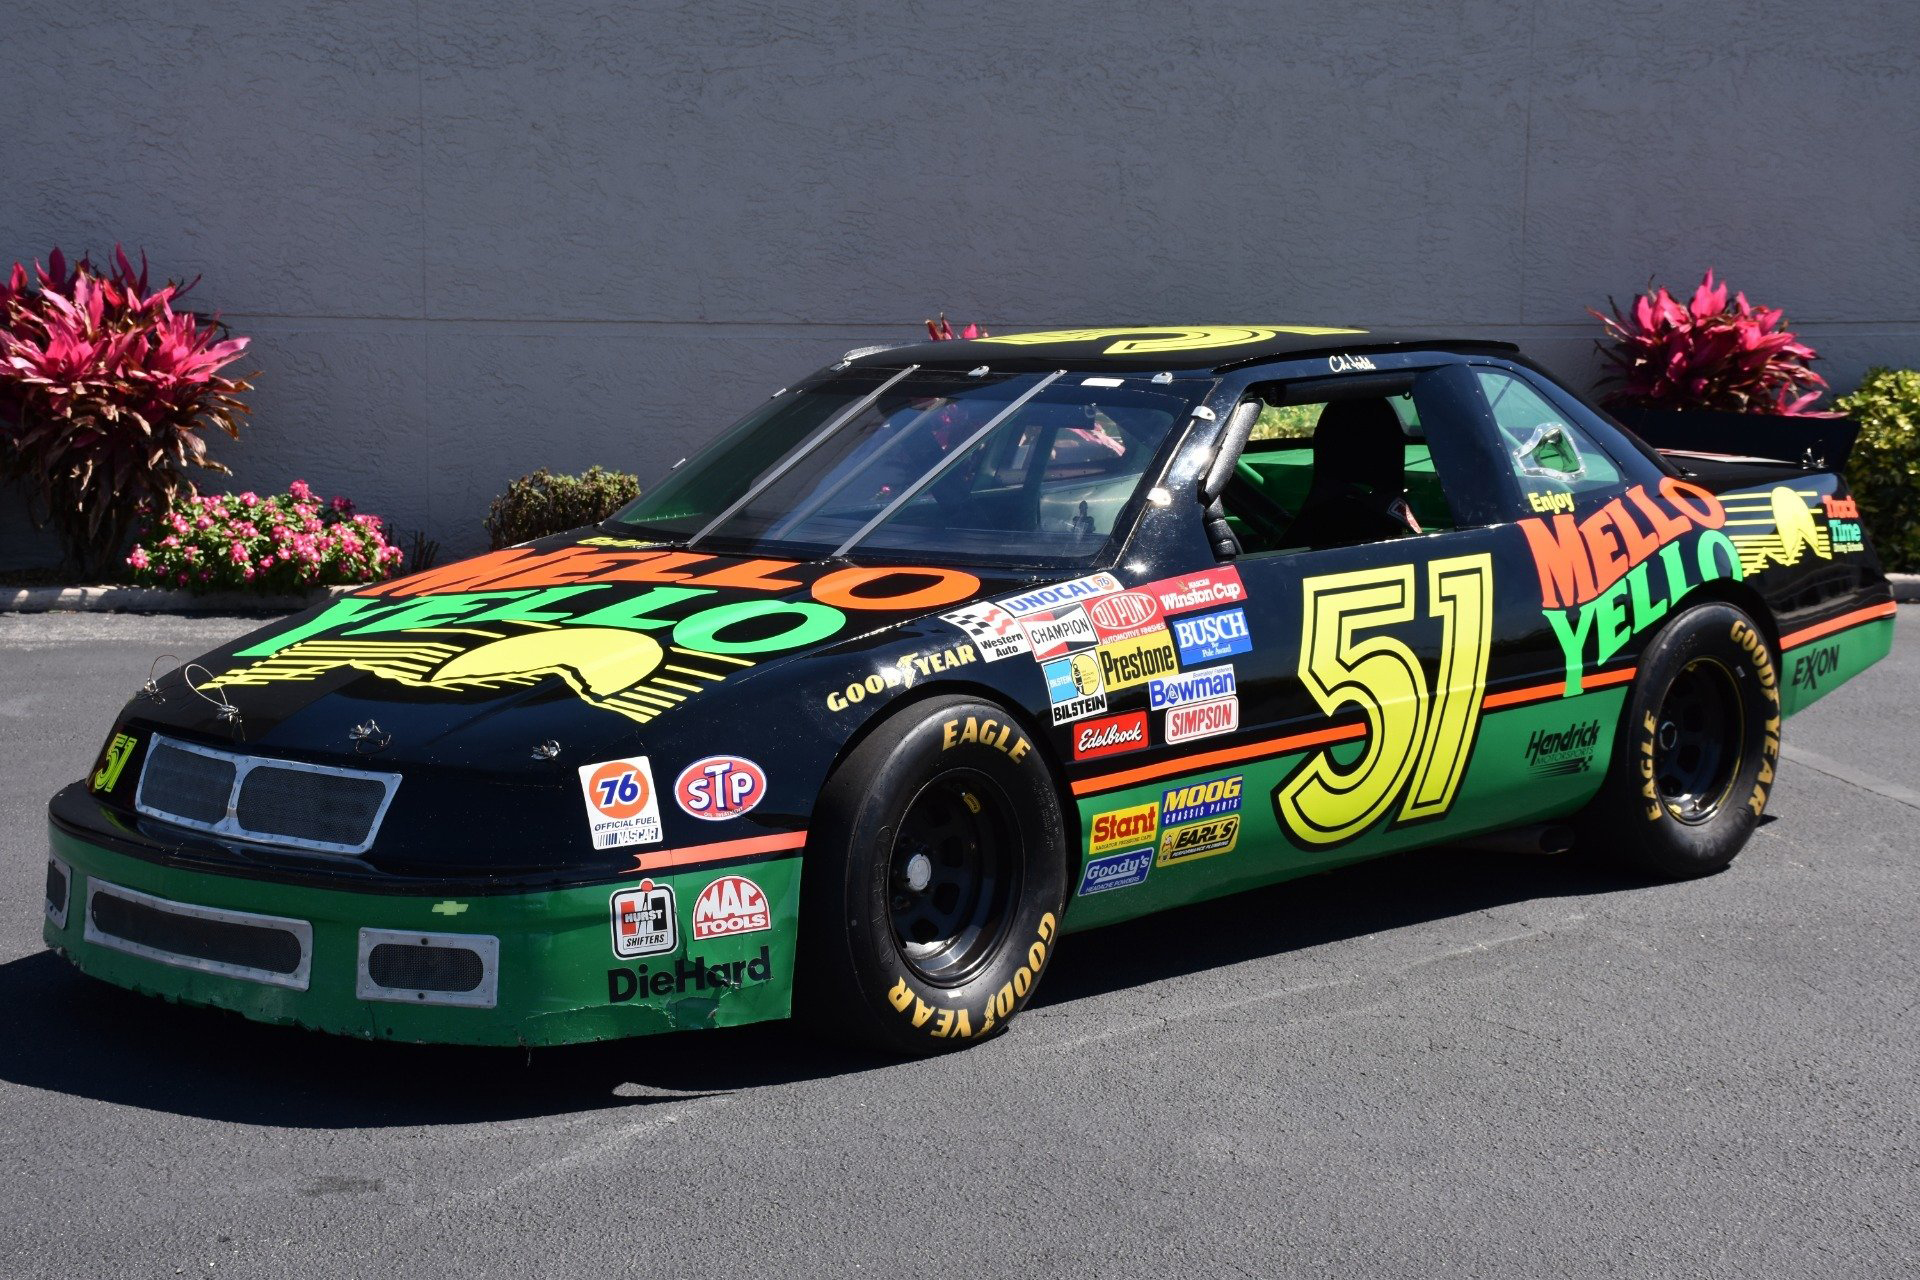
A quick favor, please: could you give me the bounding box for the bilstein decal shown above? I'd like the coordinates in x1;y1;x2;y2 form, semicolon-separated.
1044;651;1107;724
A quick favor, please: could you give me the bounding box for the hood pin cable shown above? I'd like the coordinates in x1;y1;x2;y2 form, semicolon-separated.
183;664;244;739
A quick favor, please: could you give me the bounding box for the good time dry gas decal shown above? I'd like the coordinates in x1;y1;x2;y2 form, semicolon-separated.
201;541;981;724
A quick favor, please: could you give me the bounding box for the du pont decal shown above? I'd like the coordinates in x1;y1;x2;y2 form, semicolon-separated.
197;545;980;726
1086;590;1164;644
1721;486;1835;574
1519;478;1742;693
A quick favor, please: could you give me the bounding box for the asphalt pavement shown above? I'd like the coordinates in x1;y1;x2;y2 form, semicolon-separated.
1;608;1914;1279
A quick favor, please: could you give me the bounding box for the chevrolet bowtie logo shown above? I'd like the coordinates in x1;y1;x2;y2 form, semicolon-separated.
430;901;468;916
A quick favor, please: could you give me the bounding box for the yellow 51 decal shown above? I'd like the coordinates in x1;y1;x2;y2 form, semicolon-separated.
1274;554;1493;847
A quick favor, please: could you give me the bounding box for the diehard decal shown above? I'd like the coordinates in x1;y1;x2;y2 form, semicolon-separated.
1148;664;1236;710
1144;567;1245;616
941;600;1033;661
1164;695;1238;745
1156;814;1241;865
608;947;773;1002
1044;651;1108;724
692;874;771;939
577;757;665;849
998;573;1123;618
610;879;677;958
1160;774;1243;827
674;755;768;820
1088;801;1159;856
1074;711;1149;760
1171;607;1251;665
1077;848;1153;896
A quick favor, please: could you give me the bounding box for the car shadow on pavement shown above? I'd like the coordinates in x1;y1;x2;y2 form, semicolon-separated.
0;839;1700;1128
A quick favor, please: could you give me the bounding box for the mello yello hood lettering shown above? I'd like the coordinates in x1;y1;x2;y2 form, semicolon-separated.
187;537;987;739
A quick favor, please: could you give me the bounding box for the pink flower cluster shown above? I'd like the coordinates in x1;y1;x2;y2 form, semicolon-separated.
125;481;404;592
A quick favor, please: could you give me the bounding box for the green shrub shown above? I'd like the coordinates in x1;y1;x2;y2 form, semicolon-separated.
484;466;640;549
1834;368;1920;572
1251;403;1321;441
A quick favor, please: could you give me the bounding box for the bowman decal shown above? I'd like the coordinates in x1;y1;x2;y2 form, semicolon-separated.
1148;664;1236;710
578;757;665;850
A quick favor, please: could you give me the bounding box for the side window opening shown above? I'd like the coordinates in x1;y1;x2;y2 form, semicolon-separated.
1476;368;1623;511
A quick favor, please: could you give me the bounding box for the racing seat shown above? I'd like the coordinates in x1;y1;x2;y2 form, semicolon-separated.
1281;398;1420;550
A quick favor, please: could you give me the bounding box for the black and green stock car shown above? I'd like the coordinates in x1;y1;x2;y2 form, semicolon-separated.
47;327;1897;1055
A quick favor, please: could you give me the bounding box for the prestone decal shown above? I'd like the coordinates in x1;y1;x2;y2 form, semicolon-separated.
674;755;767;820
610;879;677;958
578;757;664;850
999;573;1123;618
940;600;1032;661
1096;629;1180;692
1077;848;1153;896
691;874;771;939
1171;607;1251;665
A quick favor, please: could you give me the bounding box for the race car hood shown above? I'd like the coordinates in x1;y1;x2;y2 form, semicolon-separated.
110;533;1030;770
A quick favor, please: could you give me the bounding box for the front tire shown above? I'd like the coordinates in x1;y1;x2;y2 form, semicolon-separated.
799;696;1068;1055
1590;602;1782;879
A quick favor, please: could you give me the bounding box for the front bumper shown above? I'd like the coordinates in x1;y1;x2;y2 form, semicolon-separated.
43;827;798;1047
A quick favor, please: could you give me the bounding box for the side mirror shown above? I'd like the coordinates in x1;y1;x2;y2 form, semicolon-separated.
1199;399;1260;504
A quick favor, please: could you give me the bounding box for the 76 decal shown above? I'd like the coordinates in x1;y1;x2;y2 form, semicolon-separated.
1274;554;1493;847
578;756;665;849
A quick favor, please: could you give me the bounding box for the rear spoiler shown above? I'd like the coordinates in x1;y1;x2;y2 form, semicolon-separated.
1608;407;1860;472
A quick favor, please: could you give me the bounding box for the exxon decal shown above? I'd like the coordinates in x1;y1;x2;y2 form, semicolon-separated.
1148;663;1236;710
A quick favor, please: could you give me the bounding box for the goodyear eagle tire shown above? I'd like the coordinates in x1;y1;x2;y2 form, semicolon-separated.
1591;602;1782;879
800;695;1068;1055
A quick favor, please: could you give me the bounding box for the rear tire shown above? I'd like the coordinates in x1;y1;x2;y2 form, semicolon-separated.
1590;602;1782;879
799;696;1068;1055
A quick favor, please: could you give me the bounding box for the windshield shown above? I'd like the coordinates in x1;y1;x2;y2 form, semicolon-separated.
610;367;1205;566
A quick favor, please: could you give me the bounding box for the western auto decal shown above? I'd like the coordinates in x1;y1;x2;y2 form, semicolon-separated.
998;572;1123;618
1074;711;1149;760
1517;477;1741;692
1077;848;1153;896
1143;567;1245;615
1171;607;1251;665
1021;605;1098;660
610;880;677;958
1044;651;1108;724
940;600;1032;661
197;545;982;726
674;755;767;820
579;757;665;849
692;874;771;939
1086;590;1164;644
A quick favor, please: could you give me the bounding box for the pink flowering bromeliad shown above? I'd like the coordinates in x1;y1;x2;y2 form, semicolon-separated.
124;481;405;594
0;246;254;575
1592;270;1831;417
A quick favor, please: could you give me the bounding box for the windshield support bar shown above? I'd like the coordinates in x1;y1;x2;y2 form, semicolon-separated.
832;369;1065;559
688;364;920;548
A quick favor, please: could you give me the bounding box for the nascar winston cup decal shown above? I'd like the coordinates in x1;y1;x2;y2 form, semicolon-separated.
610;880;676;959
578;757;664;849
674;755;767;820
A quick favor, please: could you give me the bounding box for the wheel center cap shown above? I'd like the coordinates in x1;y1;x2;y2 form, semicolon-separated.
1658;720;1679;751
904;852;933;893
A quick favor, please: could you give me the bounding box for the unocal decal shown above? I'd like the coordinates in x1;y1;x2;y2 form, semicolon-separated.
998;573;1123;618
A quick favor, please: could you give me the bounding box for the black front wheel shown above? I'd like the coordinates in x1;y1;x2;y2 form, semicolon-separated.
800;696;1068;1055
1589;602;1782;879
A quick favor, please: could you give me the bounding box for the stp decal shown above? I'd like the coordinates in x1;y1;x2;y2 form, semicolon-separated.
692;875;771;939
1074;711;1149;760
577;756;665;849
674;755;768;820
941;600;1033;661
610;880;677;958
1171;607;1252;664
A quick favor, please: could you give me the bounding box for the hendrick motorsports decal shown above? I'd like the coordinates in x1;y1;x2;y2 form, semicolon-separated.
578;757;665;849
610;880;677;958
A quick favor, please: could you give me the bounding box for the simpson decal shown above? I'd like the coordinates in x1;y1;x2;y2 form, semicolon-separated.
1148;664;1236;710
999;573;1123;618
1171;607;1251;664
692;875;771;939
1145;567;1246;615
578;757;664;849
674;755;767;820
610;880;677;958
941;600;1033;661
1078;848;1153;896
1096;630;1180;692
1160;774;1243;826
1087;590;1164;643
1021;606;1098;660
1164;695;1238;745
1088;801;1159;856
1044;651;1108;724
1074;711;1149;760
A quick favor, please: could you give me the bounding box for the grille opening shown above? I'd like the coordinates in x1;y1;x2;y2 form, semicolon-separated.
90;890;303;976
141;741;234;823
368;943;485;994
236;768;388;847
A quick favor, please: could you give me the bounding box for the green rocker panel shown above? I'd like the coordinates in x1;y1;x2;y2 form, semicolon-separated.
45;830;799;1047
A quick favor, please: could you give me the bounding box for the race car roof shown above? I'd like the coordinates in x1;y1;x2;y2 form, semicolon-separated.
844;326;1520;374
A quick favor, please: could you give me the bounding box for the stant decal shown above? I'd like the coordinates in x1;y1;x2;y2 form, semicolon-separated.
940;600;1033;661
1165;695;1238;745
1087;590;1164;644
610;879;677;958
998;572;1123;618
692;874;771;939
1096;629;1180;692
1148;664;1236;710
1171;607;1251;665
577;756;665;850
1022;606;1098;660
1077;848;1153;896
1088;801;1159;856
1074;711;1149;760
1144;567;1245;615
1044;651;1108;724
674;755;768;820
1160;774;1243;826
1156;815;1241;866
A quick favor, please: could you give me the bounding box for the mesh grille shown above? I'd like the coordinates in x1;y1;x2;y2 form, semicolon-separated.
367;942;486;993
236;767;389;848
141;741;235;823
90;890;303;976
46;861;68;915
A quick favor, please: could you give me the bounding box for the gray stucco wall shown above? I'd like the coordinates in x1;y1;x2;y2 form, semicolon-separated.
5;0;1917;567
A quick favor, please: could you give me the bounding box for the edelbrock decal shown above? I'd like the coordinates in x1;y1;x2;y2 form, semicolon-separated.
1148;663;1236;710
1074;711;1149;760
578;757;665;850
941;600;1032;662
1171;607;1251;664
1077;848;1153;896
999;572;1123;618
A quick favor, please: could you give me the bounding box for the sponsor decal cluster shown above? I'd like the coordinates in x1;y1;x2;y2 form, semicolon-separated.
578;756;664;850
1078;848;1152;896
826;641;977;711
885;911;1058;1040
1157;814;1240;865
1160;774;1243;827
1172;607;1252;665
940;600;1032;661
1518;477;1741;693
1044;650;1108;724
1074;710;1149;760
674;755;767;820
1088;801;1159;856
1524;720;1600;776
605;870;776;1001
